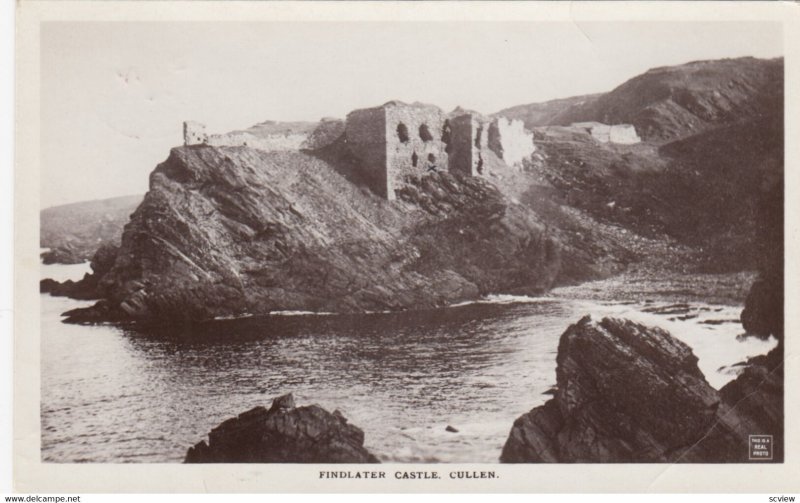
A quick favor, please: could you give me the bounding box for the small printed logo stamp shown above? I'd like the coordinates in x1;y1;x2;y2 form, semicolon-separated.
749;434;773;460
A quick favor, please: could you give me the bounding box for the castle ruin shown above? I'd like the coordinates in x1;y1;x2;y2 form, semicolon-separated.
183;119;345;152
345;101;535;200
183;100;536;201
183;121;208;146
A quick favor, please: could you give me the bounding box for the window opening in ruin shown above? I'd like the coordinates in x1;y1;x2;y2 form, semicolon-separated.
441;120;453;153
397;123;410;143
412;151;418;167
475;125;483;149
419;124;433;142
427;153;437;173
488;121;502;157
477;153;484;175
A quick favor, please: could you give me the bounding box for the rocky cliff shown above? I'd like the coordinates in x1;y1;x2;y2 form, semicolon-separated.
185;393;379;463
45;56;783;321
501;316;783;463
513;57;783;272
64;142;628;323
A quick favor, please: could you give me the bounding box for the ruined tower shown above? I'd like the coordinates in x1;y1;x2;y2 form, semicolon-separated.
345;102;537;200
345;101;452;200
183;121;208;146
448;112;491;177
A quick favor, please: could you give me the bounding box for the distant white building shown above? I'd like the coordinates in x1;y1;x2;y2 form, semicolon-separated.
571;122;641;144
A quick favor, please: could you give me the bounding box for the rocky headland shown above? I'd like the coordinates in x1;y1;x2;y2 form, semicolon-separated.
56;142;632;324
40;56;782;325
185;393;379;463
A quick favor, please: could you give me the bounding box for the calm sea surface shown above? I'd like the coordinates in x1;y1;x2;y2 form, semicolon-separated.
40;262;775;463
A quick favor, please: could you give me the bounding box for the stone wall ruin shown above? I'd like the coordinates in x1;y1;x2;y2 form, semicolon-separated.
345;102;538;200
182;119;344;151
183;101;539;201
448;113;491;177
183;121;208;146
345;102;452;200
491;117;536;167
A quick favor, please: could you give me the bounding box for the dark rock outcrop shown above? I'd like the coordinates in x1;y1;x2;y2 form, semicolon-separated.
62;144;625;324
185;394;379;463
501;316;783;463
40;244;120;300
741;161;783;341
41;246;84;265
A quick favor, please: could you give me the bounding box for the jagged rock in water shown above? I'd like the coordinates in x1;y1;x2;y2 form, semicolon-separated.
40;244;120;300
501;316;783;463
741;169;783;341
185;393;379;463
40;246;84;265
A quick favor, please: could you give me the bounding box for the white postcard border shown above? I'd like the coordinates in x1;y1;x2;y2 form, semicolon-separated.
14;0;800;493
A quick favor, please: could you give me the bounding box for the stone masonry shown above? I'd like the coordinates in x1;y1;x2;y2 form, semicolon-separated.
183;121;208;146
345;101;536;200
183;101;537;201
345;101;451;200
448;113;491;177
183;119;344;151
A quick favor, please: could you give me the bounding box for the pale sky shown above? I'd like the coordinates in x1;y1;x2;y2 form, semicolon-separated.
41;21;782;208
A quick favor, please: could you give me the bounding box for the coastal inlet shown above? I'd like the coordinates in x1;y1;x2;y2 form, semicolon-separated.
40;261;775;463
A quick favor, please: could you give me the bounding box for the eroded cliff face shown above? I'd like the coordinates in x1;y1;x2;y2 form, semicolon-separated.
64;143;619;323
501;316;783;463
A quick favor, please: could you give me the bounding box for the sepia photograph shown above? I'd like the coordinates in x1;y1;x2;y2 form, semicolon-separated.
11;0;800;494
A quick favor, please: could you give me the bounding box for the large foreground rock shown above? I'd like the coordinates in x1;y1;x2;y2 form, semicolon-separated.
185;394;379;463
501;316;783;463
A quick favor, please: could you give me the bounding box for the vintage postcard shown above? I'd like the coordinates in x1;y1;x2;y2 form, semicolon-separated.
13;0;800;493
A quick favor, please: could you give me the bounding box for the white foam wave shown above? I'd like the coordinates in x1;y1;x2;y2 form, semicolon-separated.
449;294;557;308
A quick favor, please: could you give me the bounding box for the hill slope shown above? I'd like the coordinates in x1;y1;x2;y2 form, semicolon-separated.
40;194;143;263
497;57;782;143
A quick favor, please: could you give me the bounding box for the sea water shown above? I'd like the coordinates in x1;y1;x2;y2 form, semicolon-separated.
40;262;776;463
